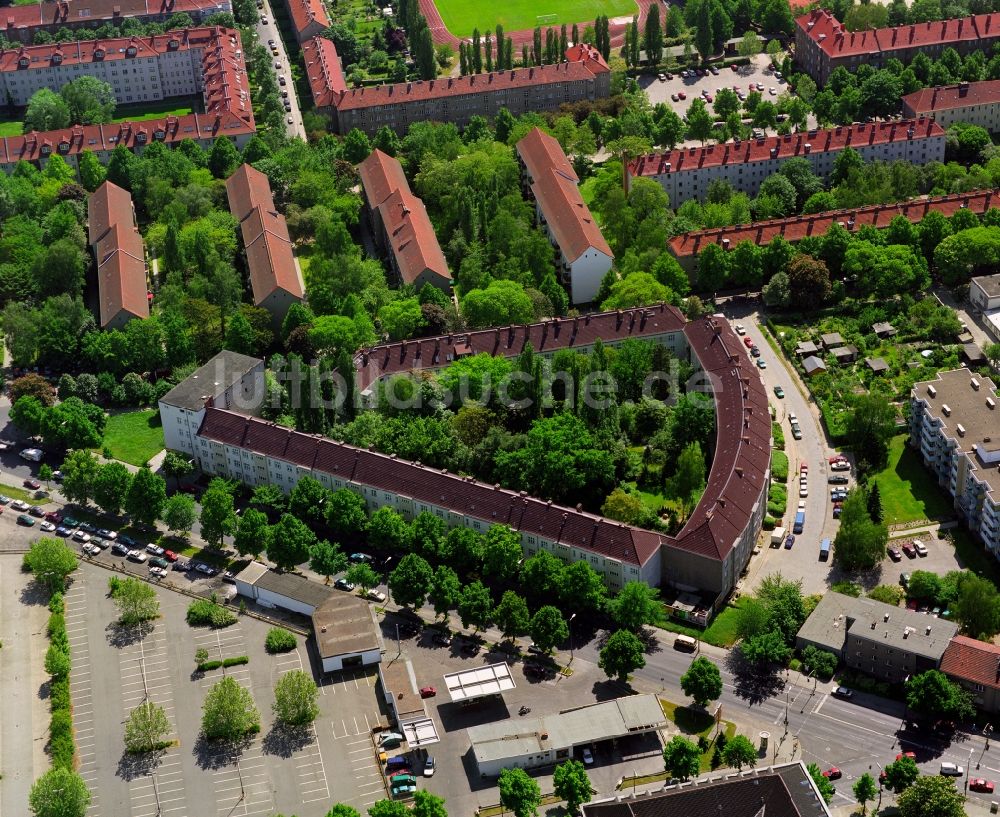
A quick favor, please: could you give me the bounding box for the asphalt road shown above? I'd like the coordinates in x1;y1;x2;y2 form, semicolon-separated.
256;0;306;141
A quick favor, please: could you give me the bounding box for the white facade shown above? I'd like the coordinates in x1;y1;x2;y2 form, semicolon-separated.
971;275;1000;313
322;648;381;673
160;404;208;458
560;244;612;306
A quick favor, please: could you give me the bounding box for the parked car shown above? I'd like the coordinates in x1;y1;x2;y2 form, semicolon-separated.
163;550;179;562
379;732;404;746
55;526;72;537
334;578;355;591
149;566;168;578
111;542;130;556
581;747;594;765
82;542;102;556
23;478;40;490
833;506;843;518
40;521;56;532
72;530;91;543
799;484;808;498
194;563;217;576
78;522;96;533
773;385;784;398
750;346;761;357
743;336;754;348
29;505;45;517
829;475;849;484
96;528;117;540
127;550;148;563
831;460;851;471
45;511;63;523
349;552;373;564
0;496;11;505
899;572;910;588
940;762;964;777
969;779;995;793
524;663;546;678
432;631;452;647
914;541;928;557
423;756;435;777
149;557;169;569
10;500;29;511
888;547;902;561
419;686;437;698
902;541;917;558
757;359;767;368
172;559;190;571
832;686;854;699
17;513;35;526
366;589;387;603
784;534;795;549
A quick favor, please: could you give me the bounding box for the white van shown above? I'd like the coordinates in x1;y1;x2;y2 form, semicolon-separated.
673;635;697;652
19;448;43;462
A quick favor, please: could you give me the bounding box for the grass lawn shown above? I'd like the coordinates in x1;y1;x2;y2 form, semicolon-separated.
872;435;953;525
1;483;50;504
111;98;198;123
101;410;164;467
657;600;743;648
0;120;23;137
432;0;635;37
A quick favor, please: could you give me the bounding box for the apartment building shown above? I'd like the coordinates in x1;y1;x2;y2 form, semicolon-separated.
903;80;1000;130
627;120;945;203
158;350;265;457
797;592;958;683
162;308;769;611
668;190;1000;272
0;27;254;173
357;149;451;292
307;42;611;135
515;127;613;305
940;636;1000;713
225;164;304;327
910;370;1000;555
795;9;1000;84
87;180;149;329
283;0;330;43
970;274;1000;313
0;0;231;45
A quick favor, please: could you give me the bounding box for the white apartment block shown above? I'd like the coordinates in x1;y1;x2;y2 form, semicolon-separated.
627;119;946;203
902;81;1000;131
910;370;1000;556
157;350;264;458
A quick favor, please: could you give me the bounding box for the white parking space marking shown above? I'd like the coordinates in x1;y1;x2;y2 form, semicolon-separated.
65;577;102;817
213;742;275;817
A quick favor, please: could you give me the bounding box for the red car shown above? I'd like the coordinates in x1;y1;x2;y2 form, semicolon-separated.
800;462;808;472
677;91;686;100
419;686;437;698
822;768;842;780
730;63;738;71
23;478;40;490
896;752;916;761
45;511;62;523
901;542;917;558
970;779;995;793
829;456;848;465
744;337;754;348
163;550;179;562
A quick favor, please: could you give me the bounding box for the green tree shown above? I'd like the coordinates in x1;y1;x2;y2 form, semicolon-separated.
60;449;100;506
807;762;835;804
685;97;714;144
29;767;91;817
906;670;974;720
498;768;542;817
558;560;608;615
123;701;171;753
846;394;896;477
78;151;106;192
45;644;70;678
458;580;493;631
741;630;791;664
953;573;1000;639
680;656;723;707
608;581;663;631
162;493;196;536
309;540;347;584
529;605;568;653
738;29;762;57
867;482;884;524
388;553;434;609
346;563;379;593
482;525;524;582
494;591;531;641
897;775;965;817
268;514;317;571
598;628;646;681
199;478;237;547
201;675;260;740
25;538;78;592
327;806;361;817
721;734;757;770
288;476;329;532
854;772;878;815
369;802;410;817
208;137;240;179
428;565;462;619
93;462;132;517
800;645;838;679
461;279;534;329
234;507;270;557
24;88;71;132
112;577;160;626
60;76;116;123
833;488;888;570
273;669;320;726
124;467;166;527
644;2;663;65
326;489;369;540
662;735;702;781
368;506;412;552
882;756;919;793
552;760;592;813
411;790;448;817
600;272;672;310
667;441;706;517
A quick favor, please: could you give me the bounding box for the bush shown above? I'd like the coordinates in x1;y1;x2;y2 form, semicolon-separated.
48;592;64;614
831;581;862;597
868;585;905;606
47;613;68;653
49;708;74;769
771;451;789;482
772;422;785;450
198;660;224;671
789;658;802;672
762;516;777;531
186;598;238;628
222;655;249;667
50;675;70;712
265;628;297;654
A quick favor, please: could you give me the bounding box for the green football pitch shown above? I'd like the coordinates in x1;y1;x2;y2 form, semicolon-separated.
433;0;636;37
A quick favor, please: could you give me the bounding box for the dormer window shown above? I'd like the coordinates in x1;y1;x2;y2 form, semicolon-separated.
17;56;27;68
153;129;165;140
58;141;69;153
93;48;105;60
125;46;137;57
168;38;179;50
51;53;62;64
136;132;147;143
40;144;51;155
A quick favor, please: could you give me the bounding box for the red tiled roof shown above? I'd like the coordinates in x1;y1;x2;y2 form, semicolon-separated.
226;163;276;222
0;0;230;35
517;127;612;264
353;303;688;392
668;317;771;561
87;179;133;245
564;42;611;74
628;119;945;179
285;0;330;39
302;36;346;108
940;635;1000;690
198;407;663;568
240;207;303;304
95;221;148;327
377;188;451;287
796;8;1000;58
903;80;1000;115
668;190;1000;258
357;148;408;209
0;26;221;71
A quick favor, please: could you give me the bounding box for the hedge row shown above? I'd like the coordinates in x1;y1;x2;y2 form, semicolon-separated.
45;591;74;770
771;451;789;482
197;655;250;672
772;422;785;450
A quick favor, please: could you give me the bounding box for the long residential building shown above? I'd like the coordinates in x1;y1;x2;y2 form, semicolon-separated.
910;370;1000;555
795;8;1000;83
225;164;305;327
0;0;231;45
161;308;771;615
357;149;451;292
87;180;149;329
902;80;1000;130
627;119;946;203
0;27;254;173
667;189;1000;272
515;127;613;305
304;41;611;135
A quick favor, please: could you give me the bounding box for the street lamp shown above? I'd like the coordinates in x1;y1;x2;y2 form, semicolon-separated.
568;613;577;664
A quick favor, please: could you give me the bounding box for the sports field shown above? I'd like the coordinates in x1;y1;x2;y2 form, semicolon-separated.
433;0;636;37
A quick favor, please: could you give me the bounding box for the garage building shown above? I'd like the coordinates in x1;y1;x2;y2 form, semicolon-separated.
469;694;667;777
232;561;332;615
312;592;383;673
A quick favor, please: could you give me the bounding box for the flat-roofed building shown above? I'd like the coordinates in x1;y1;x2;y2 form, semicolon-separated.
516;127;613;305
232;561;332;615
312;592;382;672
629;120;946;204
910;370;1000;554
87;180;148;329
971;273;1000;312
797;592;957;683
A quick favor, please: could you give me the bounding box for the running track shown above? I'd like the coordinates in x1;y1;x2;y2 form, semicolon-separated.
418;0;657;50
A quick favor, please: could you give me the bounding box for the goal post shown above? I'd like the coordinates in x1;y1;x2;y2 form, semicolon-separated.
536;13;558;25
